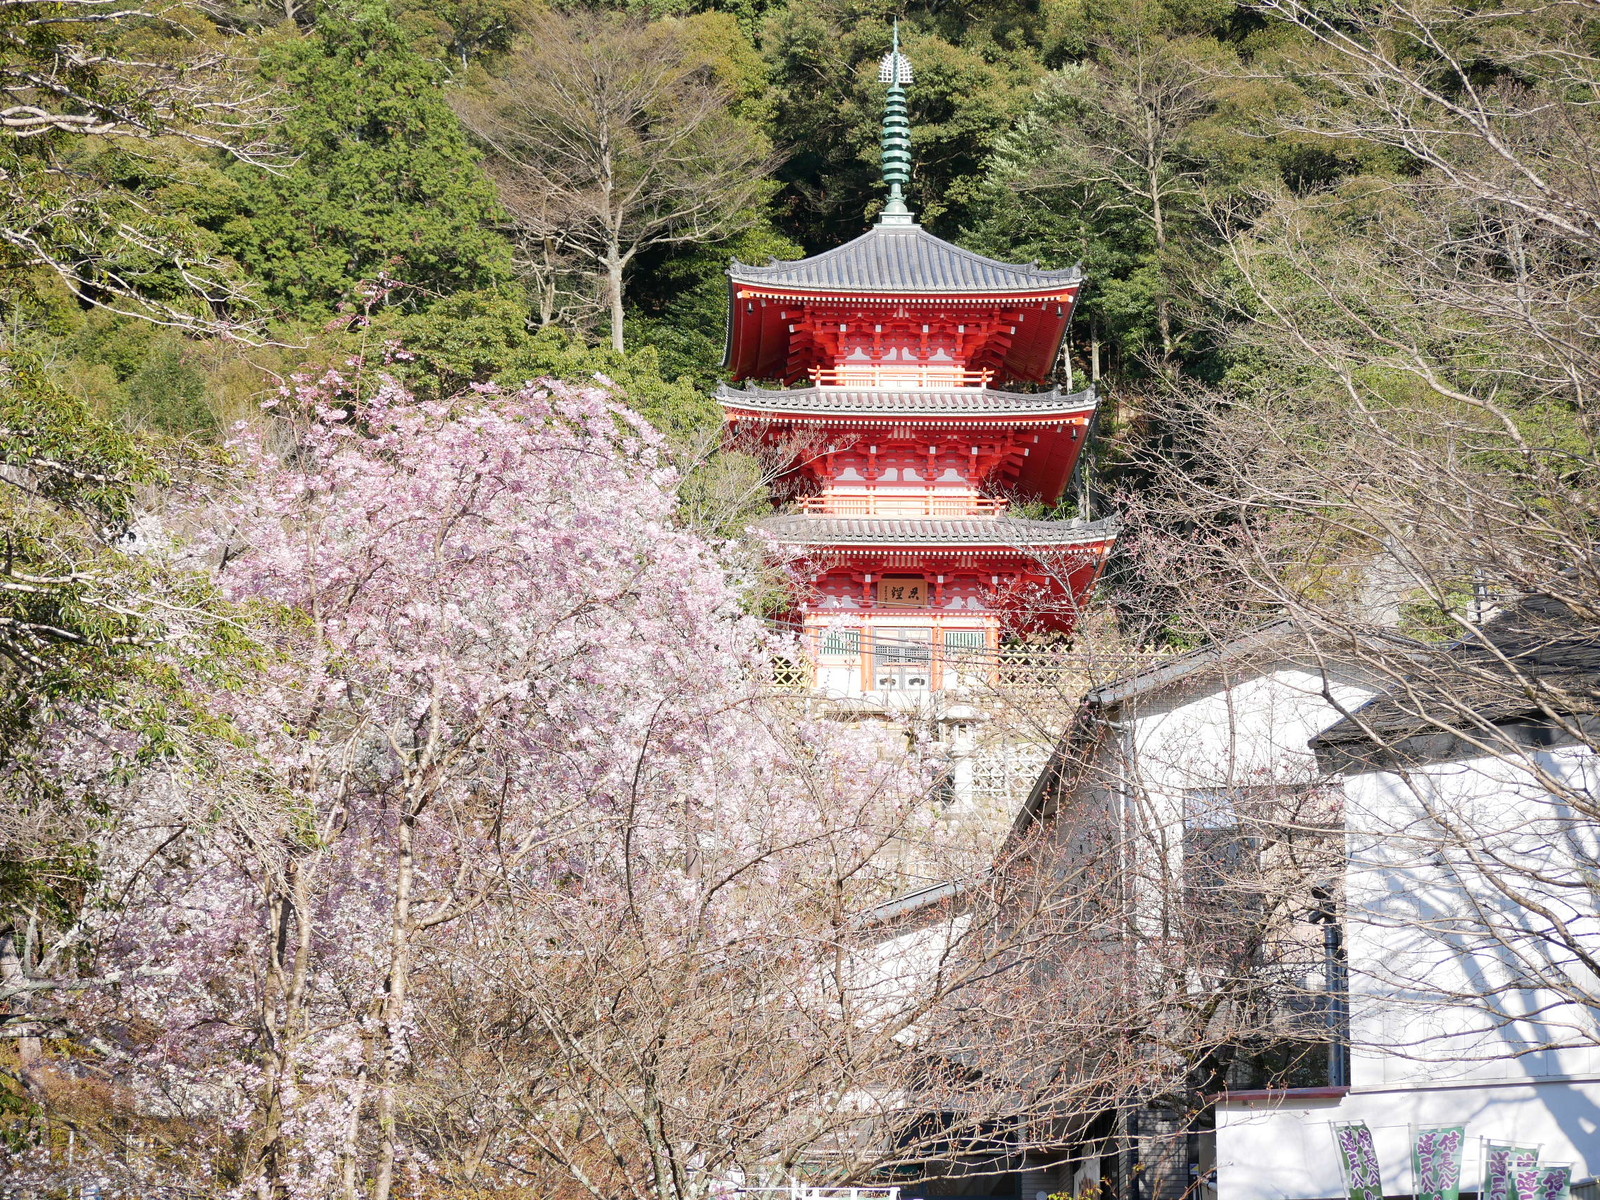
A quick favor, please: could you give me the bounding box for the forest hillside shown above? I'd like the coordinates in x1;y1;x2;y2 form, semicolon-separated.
3;0;1599;1194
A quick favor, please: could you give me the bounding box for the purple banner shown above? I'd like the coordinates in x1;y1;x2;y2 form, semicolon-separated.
1484;1144;1541;1200
1533;1166;1571;1200
1412;1126;1465;1200
1335;1122;1384;1200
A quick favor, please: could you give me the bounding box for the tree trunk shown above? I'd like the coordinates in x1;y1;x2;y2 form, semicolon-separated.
254;857;319;1200
371;809;418;1200
606;249;626;353
0;927;42;1088
1149;176;1174;360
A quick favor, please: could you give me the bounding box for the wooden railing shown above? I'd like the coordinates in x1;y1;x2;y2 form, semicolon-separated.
807;365;994;388
798;495;1008;517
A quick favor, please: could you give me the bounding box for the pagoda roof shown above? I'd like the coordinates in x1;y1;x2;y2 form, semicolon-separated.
717;383;1097;422
729;222;1082;295
759;514;1118;551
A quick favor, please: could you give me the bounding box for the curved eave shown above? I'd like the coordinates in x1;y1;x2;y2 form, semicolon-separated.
759;517;1119;556
723;407;1091;426
725;220;1084;294
728;283;1080;303
717;384;1096;424
772;538;1116;556
723;282;1082;385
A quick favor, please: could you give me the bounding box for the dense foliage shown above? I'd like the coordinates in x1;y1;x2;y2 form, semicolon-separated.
5;0;1600;1191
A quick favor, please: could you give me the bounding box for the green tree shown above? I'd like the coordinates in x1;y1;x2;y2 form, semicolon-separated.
760;2;1046;247
627;222;803;386
391;0;522;68
218;4;514;315
0;0;273;331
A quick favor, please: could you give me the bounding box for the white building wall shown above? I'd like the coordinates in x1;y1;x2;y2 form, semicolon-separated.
1215;742;1600;1200
1343;747;1600;1088
1119;666;1376;932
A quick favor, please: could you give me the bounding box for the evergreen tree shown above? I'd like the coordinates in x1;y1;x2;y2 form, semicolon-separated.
218;4;514;315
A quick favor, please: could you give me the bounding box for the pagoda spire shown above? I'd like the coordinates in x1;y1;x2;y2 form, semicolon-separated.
878;20;914;226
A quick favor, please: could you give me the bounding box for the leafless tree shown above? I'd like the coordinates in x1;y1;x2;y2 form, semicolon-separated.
1121;0;1600;1078
395;726;1228;1200
454;10;774;352
994;37;1222;360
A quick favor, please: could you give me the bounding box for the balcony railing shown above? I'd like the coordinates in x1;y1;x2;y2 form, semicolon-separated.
807;365;994;388
798;495;1007;517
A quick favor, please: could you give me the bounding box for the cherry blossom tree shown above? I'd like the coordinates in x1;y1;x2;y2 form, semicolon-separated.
0;373;936;1199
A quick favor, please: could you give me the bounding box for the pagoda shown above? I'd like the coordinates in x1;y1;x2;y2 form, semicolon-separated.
721;31;1116;699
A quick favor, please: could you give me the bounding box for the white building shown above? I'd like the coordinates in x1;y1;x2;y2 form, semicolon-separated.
842;604;1599;1200
1005;624;1385;1200
1216;601;1600;1199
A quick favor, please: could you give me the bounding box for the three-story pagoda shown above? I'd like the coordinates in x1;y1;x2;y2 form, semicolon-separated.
722;32;1117;698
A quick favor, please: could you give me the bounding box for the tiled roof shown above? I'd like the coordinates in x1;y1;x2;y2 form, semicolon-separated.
759;514;1118;548
1312;594;1600;755
729;223;1082;293
717;383;1097;419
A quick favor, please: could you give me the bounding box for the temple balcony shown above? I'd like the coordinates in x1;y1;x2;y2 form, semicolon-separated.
796;494;1007;518
806;365;994;388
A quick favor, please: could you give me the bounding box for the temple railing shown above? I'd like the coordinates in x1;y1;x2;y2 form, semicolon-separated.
797;495;1007;517
806;365;994;388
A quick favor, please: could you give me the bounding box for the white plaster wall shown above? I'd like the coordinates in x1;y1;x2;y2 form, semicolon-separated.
839;913;974;1035
1132;667;1374;794
1215;742;1600;1200
1342;746;1600;1089
1120;664;1376;929
1215;1080;1600;1200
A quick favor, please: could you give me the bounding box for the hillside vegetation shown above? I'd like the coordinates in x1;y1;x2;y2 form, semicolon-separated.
4;0;1599;1192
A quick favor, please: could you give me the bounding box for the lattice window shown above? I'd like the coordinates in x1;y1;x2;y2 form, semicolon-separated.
970;755;1012;803
770;656;809;689
971;743;1050;804
821;627;861;657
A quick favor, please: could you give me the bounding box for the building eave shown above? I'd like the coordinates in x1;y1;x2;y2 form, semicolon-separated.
716;383;1098;424
726;221;1084;295
758;514;1119;553
728;284;1080;303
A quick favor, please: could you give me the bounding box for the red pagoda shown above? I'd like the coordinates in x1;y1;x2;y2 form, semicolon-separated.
722;32;1116;698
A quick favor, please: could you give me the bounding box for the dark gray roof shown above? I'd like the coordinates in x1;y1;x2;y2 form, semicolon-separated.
717;383;1097;420
851;878;977;930
759;514;1117;548
729;223;1083;293
1312;595;1600;760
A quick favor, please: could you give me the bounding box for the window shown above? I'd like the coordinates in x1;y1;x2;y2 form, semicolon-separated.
874;628;931;691
1183;788;1263;912
770;656;808;689
1184;784;1351;1092
944;629;985;652
820;627;861;657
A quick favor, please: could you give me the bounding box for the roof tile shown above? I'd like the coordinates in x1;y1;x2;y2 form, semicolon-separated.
717;383;1098;419
759;514;1118;548
729;223;1082;293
